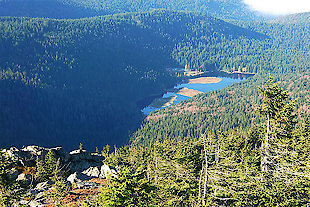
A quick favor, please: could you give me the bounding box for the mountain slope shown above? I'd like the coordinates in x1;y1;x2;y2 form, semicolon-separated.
131;12;310;145
1;10;309;150
0;0;268;20
0;10;266;150
132;73;310;145
269;12;310;24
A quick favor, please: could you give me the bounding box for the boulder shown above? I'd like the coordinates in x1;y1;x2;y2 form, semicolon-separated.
3;145;68;167
68;149;104;172
100;164;117;179
35;181;52;191
67;172;81;184
67;172;90;184
82;166;100;178
16;173;32;185
28;199;45;207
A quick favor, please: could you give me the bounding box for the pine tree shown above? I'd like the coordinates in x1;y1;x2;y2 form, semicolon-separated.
258;76;297;179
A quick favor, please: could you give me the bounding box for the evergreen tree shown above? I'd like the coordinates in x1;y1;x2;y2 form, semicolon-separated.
98;167;157;206
258;76;297;179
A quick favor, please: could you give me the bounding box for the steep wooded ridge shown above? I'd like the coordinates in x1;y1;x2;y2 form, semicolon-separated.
0;0;268;20
132;73;310;145
0;6;309;207
0;10;310;150
132;13;310;145
268;12;310;24
0;10;268;150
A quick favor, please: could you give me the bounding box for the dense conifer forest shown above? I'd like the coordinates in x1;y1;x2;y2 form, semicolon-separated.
1;10;309;149
0;0;267;20
0;1;309;206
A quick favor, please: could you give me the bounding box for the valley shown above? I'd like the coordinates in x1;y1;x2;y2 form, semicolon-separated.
0;1;309;206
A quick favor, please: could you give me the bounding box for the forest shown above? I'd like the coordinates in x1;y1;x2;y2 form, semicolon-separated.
1;10;309;149
0;0;267;20
0;77;309;206
0;1;309;206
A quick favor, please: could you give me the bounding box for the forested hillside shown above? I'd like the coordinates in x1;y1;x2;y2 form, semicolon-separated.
0;10;265;149
132;12;310;145
2;78;309;206
0;2;309;205
132;73;310;145
0;0;268;20
1;10;309;150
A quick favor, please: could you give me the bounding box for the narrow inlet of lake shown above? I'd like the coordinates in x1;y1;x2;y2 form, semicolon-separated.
142;76;244;115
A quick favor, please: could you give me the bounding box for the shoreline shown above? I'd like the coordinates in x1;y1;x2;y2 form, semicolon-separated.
140;71;254;112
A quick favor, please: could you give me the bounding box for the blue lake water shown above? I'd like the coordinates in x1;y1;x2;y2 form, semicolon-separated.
142;77;244;115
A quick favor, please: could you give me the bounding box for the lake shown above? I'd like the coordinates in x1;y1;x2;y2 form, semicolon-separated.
142;75;246;115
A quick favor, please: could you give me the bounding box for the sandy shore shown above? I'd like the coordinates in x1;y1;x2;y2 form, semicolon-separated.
150;95;177;108
177;87;203;97
188;77;222;84
148;77;222;108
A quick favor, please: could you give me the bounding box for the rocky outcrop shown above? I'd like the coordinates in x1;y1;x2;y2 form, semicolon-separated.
2;146;105;174
67;165;118;184
68;149;103;172
2;145;68;167
100;164;118;179
82;166;101;178
2;145;118;206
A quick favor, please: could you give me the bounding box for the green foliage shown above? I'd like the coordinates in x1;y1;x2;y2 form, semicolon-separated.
0;0;267;21
44;180;71;206
98;167;157;206
1;10;310;149
35;150;60;182
0;151;20;206
132;72;310;146
127;77;310;206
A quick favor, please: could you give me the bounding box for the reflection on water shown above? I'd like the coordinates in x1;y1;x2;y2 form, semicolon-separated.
142;76;245;115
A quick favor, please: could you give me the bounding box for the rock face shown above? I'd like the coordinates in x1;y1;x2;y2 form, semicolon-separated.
67;149;103;172
100;164;118;179
3;145;117;206
2;145;68;167
82;166;101;178
67;165;118;184
16;173;32;185
2;146;105;174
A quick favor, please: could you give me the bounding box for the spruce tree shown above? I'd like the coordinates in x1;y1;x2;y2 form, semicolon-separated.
258;76;297;179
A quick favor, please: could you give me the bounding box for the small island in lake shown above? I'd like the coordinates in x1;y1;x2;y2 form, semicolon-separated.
187;77;222;84
176;87;203;97
147;76;224;108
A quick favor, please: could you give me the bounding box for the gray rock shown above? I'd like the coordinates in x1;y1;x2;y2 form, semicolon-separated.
67;172;82;184
16;173;32;185
3;145;68;167
82;166;100;178
100;164;117;179
68;149;103;172
69;149;87;155
29;199;44;207
67;172;91;184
